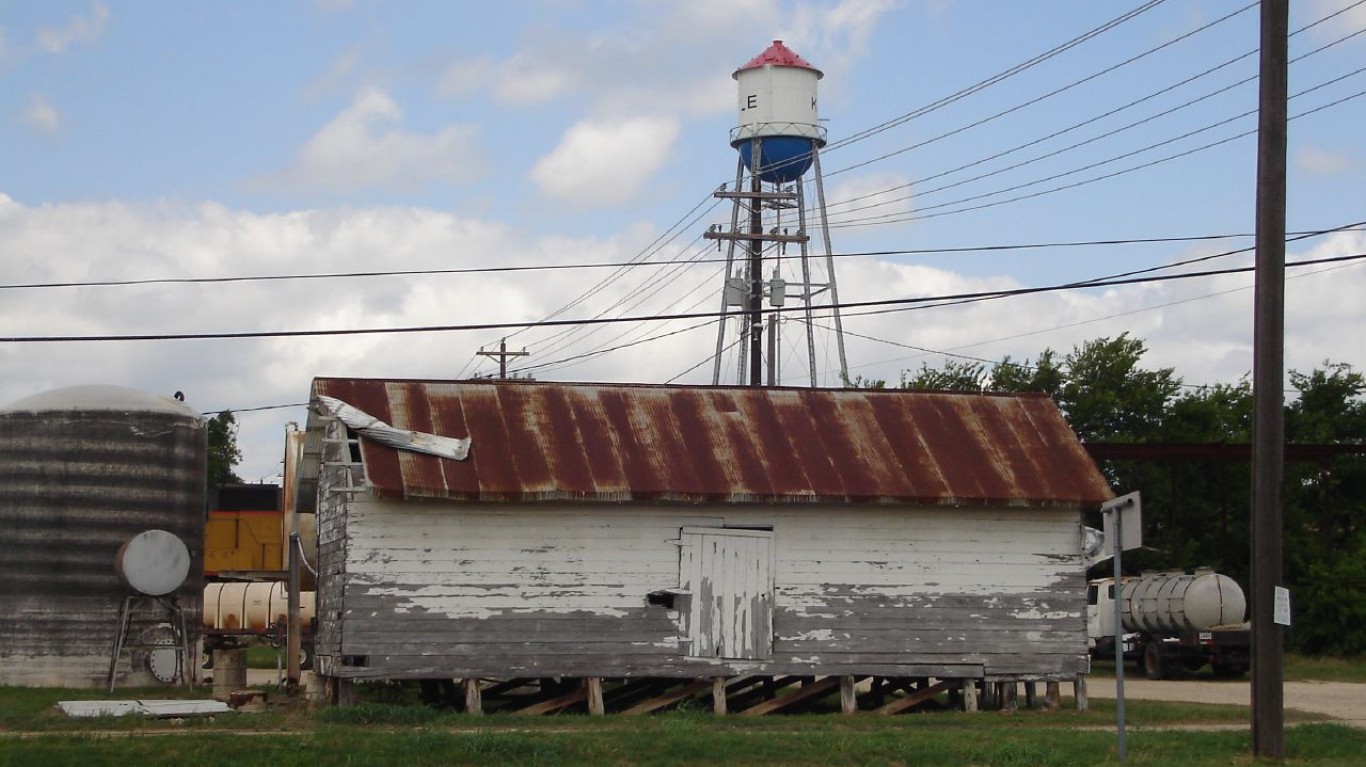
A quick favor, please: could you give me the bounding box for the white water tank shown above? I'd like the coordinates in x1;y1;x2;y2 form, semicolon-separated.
731;40;826;183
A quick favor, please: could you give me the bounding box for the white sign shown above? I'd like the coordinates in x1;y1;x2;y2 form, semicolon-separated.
1274;586;1292;626
1101;492;1143;554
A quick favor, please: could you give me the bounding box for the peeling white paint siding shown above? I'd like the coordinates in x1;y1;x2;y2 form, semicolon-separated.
316;491;1089;680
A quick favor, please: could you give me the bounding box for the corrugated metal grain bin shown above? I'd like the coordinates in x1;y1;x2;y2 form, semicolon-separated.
0;385;206;688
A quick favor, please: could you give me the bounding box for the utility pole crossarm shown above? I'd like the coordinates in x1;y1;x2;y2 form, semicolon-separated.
476;338;529;379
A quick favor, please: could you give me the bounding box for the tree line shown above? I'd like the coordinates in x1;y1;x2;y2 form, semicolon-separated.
862;333;1365;656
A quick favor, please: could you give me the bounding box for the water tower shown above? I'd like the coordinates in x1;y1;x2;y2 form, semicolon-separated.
705;40;848;386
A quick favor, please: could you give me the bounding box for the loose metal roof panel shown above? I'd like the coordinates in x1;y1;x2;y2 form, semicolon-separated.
308;378;1113;507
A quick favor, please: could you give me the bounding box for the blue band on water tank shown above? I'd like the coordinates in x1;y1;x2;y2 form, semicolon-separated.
737;137;815;184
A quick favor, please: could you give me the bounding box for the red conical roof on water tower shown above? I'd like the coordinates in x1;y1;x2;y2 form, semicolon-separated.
734;40;823;79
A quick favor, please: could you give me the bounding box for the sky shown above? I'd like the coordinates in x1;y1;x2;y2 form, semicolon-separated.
2;0;1365;483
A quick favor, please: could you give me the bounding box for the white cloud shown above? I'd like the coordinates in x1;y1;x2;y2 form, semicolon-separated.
825;172;914;223
264;88;484;194
3;194;1363;483
435;56;493;98
36;1;109;54
530;116;681;208
431;2;782;117
782;0;902;84
18;94;61;135
1295;145;1354;175
435;51;580;107
1309;0;1366;40
493;52;582;106
306;46;364;100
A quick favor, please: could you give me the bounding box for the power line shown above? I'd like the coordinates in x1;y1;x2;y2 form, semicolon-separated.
820;0;1174;154
8;226;1363;293
830;83;1366;229
5;252;1363;345
826;257;1366;386
812;4;1364;230
823;1;1256;181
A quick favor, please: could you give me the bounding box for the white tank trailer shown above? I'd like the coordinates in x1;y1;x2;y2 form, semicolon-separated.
202;582;317;670
1088;570;1251;679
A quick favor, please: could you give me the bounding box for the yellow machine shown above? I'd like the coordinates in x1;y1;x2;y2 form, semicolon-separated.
205;510;285;576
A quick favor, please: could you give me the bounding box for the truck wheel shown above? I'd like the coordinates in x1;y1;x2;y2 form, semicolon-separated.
1143;643;1167;680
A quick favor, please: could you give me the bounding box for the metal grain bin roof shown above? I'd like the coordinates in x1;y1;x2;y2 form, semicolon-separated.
307;378;1113;507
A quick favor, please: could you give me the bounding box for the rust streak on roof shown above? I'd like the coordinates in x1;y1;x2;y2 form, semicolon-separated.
309;378;1113;507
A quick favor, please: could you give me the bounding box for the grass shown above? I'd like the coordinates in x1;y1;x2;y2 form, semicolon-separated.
1089;652;1366;683
1;683;1361;766
1285;653;1366;683
3;716;1363;766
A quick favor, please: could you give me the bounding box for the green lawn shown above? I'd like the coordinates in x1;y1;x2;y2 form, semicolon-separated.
1;684;1362;766
1088;652;1366;683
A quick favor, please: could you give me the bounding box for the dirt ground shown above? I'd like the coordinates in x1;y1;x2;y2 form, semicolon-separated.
1088;677;1366;729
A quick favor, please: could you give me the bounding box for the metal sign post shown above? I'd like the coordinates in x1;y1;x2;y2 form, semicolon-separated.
1101;492;1142;763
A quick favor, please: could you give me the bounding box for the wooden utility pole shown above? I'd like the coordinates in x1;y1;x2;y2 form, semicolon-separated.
477;338;529;379
1251;0;1288;758
748;174;765;387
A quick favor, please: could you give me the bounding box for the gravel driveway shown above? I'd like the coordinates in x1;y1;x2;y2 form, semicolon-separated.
1088;677;1366;728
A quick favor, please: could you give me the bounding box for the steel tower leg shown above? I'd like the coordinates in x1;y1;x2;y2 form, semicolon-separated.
794;181;818;387
811;150;849;385
712;157;747;385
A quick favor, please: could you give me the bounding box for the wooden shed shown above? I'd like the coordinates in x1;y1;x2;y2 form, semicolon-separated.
298;378;1112;713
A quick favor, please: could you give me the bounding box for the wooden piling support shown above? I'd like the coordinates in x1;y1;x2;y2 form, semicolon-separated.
585;677;604;716
1074;674;1088;711
961;679;979;713
712;677;728;715
1045;681;1061;711
839;675;858;714
463;678;483;715
1024;681;1038;709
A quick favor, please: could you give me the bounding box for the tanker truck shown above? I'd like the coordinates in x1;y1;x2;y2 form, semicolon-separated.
1087;570;1251;679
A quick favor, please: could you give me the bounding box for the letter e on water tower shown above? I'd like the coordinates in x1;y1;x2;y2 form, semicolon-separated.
731;40;827;184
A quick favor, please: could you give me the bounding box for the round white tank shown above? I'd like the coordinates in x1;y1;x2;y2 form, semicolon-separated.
731;40;826;183
1121;571;1246;634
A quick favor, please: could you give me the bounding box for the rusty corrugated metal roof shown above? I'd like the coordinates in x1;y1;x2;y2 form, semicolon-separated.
308;378;1113;507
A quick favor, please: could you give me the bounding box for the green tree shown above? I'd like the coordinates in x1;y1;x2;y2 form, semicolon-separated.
990;349;1065;397
901;359;987;392
886;341;1366;654
1282;362;1366;655
1055;334;1180;442
207;410;243;487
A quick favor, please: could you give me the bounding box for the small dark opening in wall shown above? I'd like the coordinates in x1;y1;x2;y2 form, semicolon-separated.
647;591;678;610
341;655;369;668
344;428;363;462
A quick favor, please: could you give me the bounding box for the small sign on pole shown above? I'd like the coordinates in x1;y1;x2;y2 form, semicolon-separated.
1273;587;1291;627
1101;492;1142;763
1102;492;1142;557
